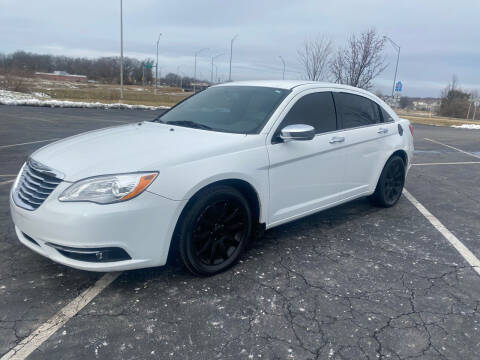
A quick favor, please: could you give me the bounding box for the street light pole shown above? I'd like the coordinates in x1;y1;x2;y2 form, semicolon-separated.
384;36;401;98
229;34;238;82
278;56;285;80
155;33;162;95
211;53;224;83
119;0;124;99
176;66;181;88
194;48;208;92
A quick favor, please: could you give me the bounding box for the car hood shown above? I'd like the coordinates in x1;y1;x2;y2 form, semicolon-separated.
31;122;252;181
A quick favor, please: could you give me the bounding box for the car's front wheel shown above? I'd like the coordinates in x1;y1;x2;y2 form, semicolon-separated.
370;155;406;207
177;185;252;276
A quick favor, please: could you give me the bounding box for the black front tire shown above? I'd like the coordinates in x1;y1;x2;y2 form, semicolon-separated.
369;155;406;207
176;185;252;276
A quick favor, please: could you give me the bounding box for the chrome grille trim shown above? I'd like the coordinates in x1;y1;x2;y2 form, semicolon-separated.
13;159;64;211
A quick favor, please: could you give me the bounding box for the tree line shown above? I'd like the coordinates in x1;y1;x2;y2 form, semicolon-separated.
0;51;154;85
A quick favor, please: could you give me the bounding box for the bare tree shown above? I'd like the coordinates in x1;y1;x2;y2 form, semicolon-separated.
439;75;470;118
330;28;387;89
298;36;332;81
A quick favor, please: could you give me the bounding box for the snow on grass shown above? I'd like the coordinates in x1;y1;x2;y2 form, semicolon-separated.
451;124;480;130
0;90;170;110
32;92;50;98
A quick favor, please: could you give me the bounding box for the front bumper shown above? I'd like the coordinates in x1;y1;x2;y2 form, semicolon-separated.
10;182;186;272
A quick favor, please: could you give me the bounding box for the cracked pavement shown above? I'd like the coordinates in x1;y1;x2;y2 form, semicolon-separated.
1;106;479;359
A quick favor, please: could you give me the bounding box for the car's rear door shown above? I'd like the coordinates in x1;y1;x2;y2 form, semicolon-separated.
332;91;392;196
266;90;349;226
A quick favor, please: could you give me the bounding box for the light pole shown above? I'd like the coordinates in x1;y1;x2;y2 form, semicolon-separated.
179;72;185;90
278;56;285;80
211;53;224;83
155;33;162;95
119;0;124;99
176;66;181;88
384;36;401;98
214;64;219;83
194;48;209;92
229;34;238;82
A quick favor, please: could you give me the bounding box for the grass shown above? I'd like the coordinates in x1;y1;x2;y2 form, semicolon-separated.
1;75;191;107
395;109;480;127
42;85;190;107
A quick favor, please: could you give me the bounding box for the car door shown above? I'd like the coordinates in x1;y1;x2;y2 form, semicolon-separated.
332;91;392;196
266;90;349;226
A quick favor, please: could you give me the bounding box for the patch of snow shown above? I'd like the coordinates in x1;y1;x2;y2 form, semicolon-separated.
0;90;170;110
32;92;50;98
451;124;480;130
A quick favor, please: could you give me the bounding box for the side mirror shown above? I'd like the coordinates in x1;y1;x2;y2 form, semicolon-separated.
280;124;315;142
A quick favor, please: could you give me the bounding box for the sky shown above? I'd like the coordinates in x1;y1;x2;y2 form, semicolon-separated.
1;0;479;97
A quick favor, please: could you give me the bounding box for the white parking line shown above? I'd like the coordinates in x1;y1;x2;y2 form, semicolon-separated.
1;272;121;360
0;179;14;186
412;161;480;166
424;138;480;159
403;189;480;277
0;138;60;149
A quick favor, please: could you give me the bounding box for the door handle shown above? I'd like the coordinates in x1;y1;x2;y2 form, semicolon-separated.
377;128;389;134
329;136;345;144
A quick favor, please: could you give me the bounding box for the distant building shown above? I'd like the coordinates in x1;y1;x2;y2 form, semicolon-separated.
34;71;88;83
190;82;210;92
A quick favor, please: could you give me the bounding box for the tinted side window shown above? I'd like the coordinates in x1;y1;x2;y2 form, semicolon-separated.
333;93;381;129
380;107;394;122
279;92;337;134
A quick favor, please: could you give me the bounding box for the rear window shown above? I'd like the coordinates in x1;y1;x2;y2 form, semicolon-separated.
333;92;381;129
380;107;395;122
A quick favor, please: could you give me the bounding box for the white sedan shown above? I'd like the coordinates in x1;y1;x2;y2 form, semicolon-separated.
10;81;414;276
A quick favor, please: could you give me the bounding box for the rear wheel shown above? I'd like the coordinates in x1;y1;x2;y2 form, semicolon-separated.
177;185;252;276
369;155;405;207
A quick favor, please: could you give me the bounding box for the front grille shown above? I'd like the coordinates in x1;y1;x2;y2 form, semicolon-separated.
14;159;63;210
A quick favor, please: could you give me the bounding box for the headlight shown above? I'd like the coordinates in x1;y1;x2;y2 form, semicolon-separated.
59;172;158;204
12;162;26;191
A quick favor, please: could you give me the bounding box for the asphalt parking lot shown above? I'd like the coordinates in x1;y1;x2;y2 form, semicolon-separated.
1;105;479;360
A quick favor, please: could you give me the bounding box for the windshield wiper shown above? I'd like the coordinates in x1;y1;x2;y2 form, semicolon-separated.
165;120;213;130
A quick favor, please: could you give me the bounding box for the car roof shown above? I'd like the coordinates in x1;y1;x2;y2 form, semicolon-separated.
214;80;374;95
213;80;395;118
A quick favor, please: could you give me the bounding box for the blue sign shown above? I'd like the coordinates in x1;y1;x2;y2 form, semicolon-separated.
395;81;403;92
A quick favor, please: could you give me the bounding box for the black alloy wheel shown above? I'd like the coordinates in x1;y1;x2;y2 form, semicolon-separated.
370;155;406;207
177;185;252;276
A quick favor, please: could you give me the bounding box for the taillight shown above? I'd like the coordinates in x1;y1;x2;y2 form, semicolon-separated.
408;124;414;136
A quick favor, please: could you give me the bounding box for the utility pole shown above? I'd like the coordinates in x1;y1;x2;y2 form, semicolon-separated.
384;36;401;98
229;34;238;82
278;55;285;80
155;33;162;95
119;0;124;99
211;53;224;83
194;48;208;92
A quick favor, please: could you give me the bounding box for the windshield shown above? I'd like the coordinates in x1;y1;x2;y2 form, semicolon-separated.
154;86;290;134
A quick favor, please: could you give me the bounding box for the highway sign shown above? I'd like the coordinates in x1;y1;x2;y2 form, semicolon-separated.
395;81;403;92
